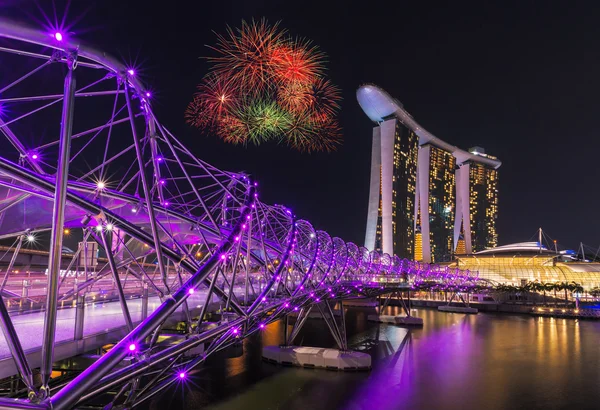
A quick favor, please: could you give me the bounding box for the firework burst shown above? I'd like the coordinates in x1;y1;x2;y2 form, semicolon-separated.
185;74;238;129
270;40;325;86
208;20;285;95
238;99;292;144
186;19;342;152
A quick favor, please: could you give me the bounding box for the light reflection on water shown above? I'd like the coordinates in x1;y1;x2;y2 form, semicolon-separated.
148;307;600;410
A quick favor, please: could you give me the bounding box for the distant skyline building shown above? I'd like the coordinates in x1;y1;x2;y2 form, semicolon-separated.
357;84;501;262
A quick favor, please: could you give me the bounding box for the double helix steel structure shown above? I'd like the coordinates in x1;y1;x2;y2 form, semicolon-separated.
0;18;481;409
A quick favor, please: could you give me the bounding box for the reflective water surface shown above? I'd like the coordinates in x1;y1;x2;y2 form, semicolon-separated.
148;307;600;410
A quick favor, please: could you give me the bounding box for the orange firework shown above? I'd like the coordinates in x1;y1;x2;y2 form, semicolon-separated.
277;82;311;112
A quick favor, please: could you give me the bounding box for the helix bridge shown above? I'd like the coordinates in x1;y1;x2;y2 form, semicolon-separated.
0;18;482;409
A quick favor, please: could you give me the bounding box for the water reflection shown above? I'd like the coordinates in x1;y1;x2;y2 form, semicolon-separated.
147;308;600;410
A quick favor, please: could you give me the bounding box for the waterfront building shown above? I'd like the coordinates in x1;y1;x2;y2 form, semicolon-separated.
357;84;501;262
447;242;600;290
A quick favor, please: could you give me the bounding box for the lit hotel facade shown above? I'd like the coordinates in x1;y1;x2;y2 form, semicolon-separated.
357;84;501;263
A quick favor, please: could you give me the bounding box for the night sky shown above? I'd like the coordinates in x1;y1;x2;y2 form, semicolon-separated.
4;1;600;250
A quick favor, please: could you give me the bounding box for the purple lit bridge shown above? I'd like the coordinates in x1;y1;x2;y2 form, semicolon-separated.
0;18;482;409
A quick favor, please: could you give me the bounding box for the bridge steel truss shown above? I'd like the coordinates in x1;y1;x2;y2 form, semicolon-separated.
0;18;482;409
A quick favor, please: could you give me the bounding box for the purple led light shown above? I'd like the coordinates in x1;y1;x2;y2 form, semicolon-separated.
156;156;163;162
127;69;135;76
259;323;265;329
178;372;186;379
146;92;151;98
159;179;165;185
54;32;63;42
232;328;239;335
220;254;226;260
188;288;195;295
128;343;136;352
294;307;299;311
31;153;38;160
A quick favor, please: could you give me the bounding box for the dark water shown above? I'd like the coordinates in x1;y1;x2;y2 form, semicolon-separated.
150;307;600;410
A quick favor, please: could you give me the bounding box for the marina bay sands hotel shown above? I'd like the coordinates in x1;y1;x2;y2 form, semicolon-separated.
357;84;501;263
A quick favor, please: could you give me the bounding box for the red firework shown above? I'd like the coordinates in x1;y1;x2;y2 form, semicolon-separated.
185;73;242;137
270;41;324;86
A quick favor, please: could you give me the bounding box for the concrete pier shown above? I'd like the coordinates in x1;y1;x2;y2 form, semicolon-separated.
438;306;478;314
367;314;423;326
263;346;371;371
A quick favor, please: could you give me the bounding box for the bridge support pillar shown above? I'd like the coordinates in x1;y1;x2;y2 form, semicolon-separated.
40;58;77;393
141;282;149;320
74;293;85;340
283;314;289;344
265;302;369;371
285;305;312;346
368;291;423;326
21;280;29;299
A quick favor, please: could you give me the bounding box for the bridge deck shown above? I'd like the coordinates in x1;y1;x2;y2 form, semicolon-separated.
0;291;220;378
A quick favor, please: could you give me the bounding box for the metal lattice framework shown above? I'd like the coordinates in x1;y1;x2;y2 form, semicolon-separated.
0;18;483;409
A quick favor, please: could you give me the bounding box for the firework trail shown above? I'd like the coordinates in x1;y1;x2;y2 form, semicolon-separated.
185;19;342;152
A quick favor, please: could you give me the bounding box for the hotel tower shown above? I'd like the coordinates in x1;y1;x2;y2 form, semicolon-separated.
357;84;501;263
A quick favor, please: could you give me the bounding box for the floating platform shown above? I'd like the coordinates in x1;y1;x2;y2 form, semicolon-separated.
438;306;478;314
262;346;371;371
367;314;423;326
